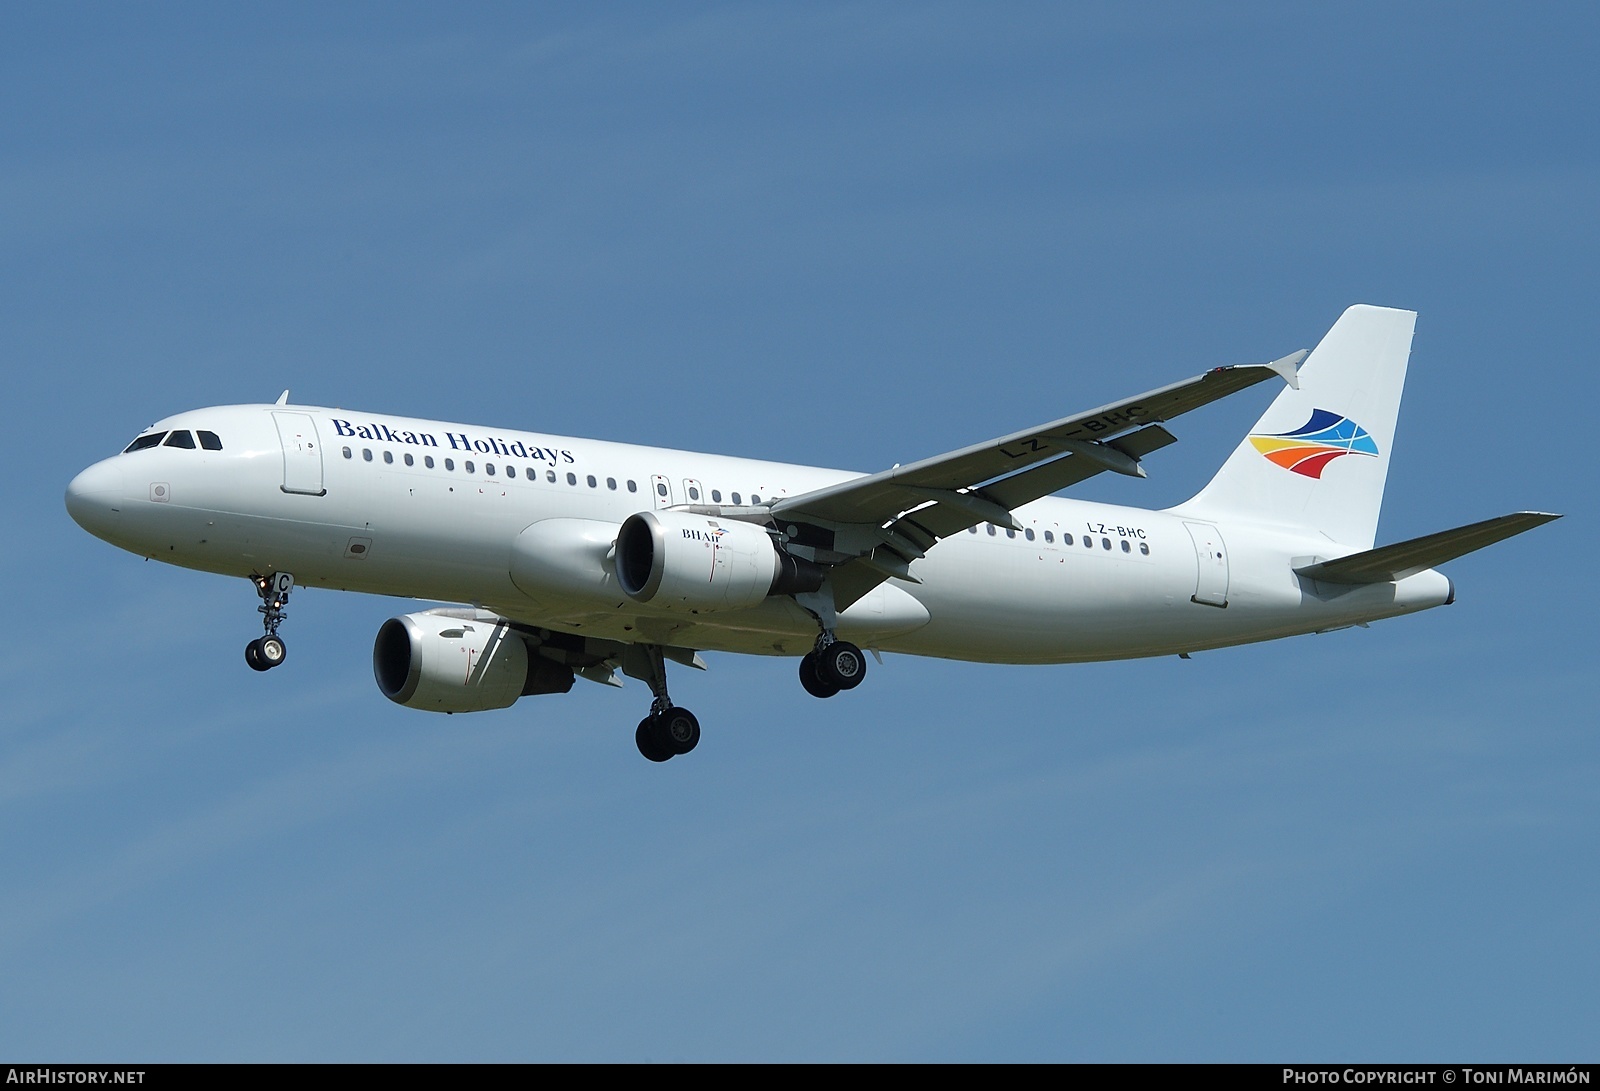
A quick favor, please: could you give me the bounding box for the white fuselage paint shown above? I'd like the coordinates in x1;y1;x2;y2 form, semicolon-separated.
66;403;1452;663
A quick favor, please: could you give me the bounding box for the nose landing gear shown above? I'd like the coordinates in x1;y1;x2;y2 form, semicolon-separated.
245;572;293;672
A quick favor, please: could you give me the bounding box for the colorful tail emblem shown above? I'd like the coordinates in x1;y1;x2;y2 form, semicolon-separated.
1249;409;1379;479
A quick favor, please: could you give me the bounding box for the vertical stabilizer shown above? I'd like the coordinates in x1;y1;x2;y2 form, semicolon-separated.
1179;305;1415;550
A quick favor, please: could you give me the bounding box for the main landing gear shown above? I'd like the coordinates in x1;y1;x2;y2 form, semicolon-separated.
798;636;867;699
623;644;700;763
792;588;867;699
245;572;293;672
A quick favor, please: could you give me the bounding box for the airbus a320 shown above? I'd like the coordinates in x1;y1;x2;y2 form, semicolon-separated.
66;306;1557;761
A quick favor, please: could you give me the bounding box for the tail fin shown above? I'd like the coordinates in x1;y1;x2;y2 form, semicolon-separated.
1180;304;1416;550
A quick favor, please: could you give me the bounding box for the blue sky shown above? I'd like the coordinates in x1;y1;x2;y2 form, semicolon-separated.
3;3;1594;1060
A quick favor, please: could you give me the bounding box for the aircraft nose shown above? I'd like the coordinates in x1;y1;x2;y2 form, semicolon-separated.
65;459;126;539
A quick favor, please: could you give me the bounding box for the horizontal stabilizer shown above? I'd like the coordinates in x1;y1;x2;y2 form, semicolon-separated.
1295;512;1561;585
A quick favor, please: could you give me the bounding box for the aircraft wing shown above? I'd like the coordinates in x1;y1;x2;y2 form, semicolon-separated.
772;352;1304;543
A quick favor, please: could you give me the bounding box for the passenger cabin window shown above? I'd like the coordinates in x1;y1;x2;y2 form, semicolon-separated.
197;431;223;451
656;482;667;497
587;475;597;488
505;465;515;478
383;451;394;464
711;490;721;502
547;470;556;483
627;480;637;493
731;493;741;505
1140;542;1150;555
342;447;353;459
164;430;196;449
363;449;373;462
570;473;579;486
485;463;495;476
425;456;435;469
404;453;414;467
465;461;475;473
124;432;167;453
607;477;617;491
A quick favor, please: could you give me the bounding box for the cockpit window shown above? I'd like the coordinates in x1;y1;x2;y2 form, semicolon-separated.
164;430;196;449
124;432;167;453
197;430;223;451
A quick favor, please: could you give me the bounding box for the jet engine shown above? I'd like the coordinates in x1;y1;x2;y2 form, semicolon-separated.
373;611;574;713
614;509;822;611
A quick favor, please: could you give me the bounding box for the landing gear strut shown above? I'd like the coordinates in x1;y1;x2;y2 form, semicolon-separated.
245;572;293;672
623;644;700;762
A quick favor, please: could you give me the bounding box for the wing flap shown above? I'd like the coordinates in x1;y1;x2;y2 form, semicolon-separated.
1295;512;1561;585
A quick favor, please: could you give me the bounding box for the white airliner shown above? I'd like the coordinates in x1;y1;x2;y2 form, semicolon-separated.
66;305;1556;761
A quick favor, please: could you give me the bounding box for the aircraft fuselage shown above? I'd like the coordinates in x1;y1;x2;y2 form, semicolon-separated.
66;401;1451;666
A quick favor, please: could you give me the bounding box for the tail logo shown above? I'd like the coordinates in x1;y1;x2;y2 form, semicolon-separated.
1249;409;1379;479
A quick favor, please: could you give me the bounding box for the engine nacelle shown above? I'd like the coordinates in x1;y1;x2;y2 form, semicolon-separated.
373;611;573;713
615;509;821;611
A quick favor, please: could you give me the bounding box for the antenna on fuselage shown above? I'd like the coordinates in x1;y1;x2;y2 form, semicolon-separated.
275;390;290;405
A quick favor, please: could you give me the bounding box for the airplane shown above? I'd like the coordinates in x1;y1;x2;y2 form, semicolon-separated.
65;305;1558;762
